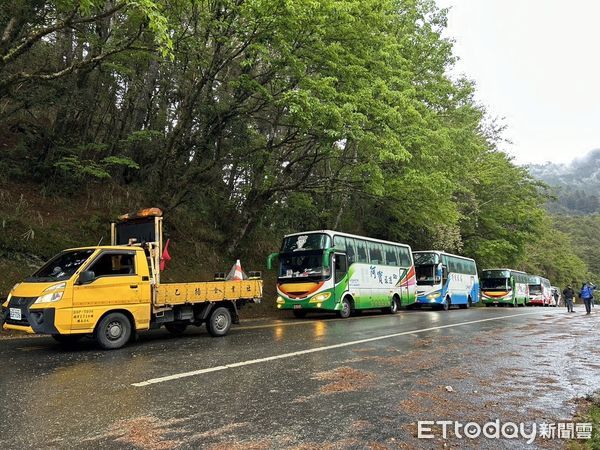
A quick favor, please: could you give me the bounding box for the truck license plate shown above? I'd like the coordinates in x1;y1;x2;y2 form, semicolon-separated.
293;305;302;310
9;308;22;321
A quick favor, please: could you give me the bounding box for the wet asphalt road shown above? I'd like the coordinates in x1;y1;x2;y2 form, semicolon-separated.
0;306;598;449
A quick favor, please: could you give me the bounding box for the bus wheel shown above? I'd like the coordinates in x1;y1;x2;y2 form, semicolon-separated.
459;298;471;309
385;296;400;314
292;310;308;319
94;312;132;350
207;307;232;337
337;298;351;319
439;298;450;311
165;323;188;335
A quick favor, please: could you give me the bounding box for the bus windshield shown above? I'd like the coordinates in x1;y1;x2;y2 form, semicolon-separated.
281;233;331;252
416;265;437;285
529;285;542;294
413;252;439;265
481;278;509;290
26;249;95;282
278;251;331;280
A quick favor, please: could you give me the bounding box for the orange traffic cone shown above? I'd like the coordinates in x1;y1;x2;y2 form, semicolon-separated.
227;259;246;281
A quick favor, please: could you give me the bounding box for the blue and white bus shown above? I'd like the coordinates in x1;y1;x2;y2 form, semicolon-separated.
413;251;480;310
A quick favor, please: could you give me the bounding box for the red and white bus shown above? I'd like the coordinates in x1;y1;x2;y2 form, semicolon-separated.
527;275;553;306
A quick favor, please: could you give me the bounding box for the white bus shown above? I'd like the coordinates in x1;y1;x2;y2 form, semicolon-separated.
268;230;417;318
413;251;480;310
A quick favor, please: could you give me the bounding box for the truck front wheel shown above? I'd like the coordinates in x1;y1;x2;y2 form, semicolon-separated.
207;307;232;337
94;312;132;350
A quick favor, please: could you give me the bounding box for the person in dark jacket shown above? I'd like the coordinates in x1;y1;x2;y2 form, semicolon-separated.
579;282;596;315
563;285;576;313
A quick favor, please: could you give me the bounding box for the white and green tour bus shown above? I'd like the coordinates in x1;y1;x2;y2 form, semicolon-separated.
480;269;529;306
268;231;417;318
413;251;480;310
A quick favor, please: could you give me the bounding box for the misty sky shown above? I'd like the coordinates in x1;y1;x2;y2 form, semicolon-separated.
436;0;600;165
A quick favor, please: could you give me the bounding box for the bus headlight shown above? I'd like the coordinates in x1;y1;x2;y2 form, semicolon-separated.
34;283;66;304
276;296;285;304
427;292;440;300
309;292;331;303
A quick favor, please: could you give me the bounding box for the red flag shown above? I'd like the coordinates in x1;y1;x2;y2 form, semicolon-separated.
160;239;171;271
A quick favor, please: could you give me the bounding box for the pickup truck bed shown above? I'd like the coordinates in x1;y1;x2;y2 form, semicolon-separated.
156;280;262;305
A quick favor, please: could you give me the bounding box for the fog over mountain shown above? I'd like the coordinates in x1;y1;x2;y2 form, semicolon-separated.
527;149;600;214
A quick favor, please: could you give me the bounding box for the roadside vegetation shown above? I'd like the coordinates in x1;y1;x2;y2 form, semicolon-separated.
0;0;593;303
571;394;600;450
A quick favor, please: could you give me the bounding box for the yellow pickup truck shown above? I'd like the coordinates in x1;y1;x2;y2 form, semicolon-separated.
1;209;262;349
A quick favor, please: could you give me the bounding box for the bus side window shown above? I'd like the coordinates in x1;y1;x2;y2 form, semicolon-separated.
346;238;356;263
399;247;411;267
452;257;458;274
385;245;397;266
334;236;346;252
368;242;383;264
356;240;368;263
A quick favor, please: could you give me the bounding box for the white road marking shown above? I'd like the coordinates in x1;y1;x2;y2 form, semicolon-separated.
133;311;541;387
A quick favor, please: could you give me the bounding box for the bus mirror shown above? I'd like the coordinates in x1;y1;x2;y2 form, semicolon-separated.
323;248;335;268
436;263;443;277
267;252;278;270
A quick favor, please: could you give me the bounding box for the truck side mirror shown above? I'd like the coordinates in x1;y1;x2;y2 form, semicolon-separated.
78;270;95;285
267;253;278;270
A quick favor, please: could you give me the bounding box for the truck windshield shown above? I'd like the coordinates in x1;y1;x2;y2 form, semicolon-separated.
26;249;95;282
278;251;331;281
481;278;509;290
415;265;437;285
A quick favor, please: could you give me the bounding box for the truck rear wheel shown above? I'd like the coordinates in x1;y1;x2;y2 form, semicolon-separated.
207;307;231;337
94;312;132;350
165;323;188;335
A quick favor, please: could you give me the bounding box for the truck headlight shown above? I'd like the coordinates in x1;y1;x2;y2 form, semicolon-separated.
5;283;20;305
34;283;66;304
310;292;331;303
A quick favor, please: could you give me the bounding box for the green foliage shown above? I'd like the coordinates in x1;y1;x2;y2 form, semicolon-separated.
0;0;591;287
521;217;589;287
54;153;139;181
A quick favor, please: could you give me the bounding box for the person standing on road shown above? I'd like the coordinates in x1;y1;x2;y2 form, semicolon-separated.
579;282;596;315
552;289;560;307
563;285;575;313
